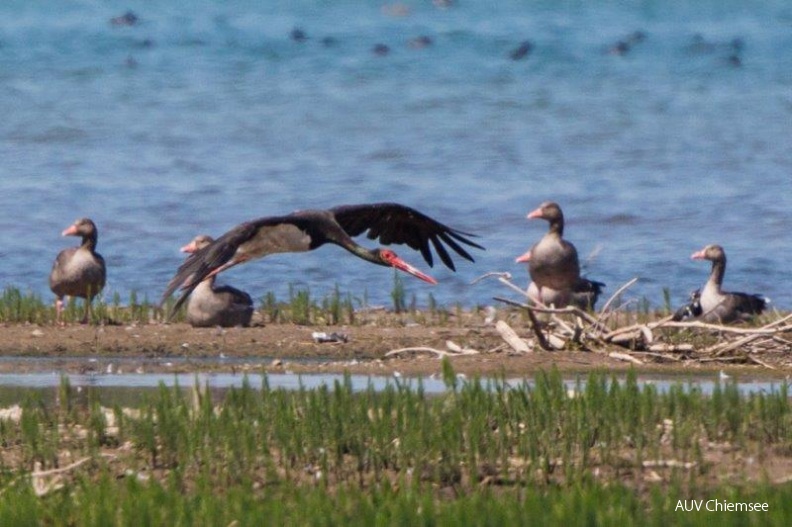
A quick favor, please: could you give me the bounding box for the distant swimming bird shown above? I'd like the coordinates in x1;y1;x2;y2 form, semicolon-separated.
685;34;744;67
607;30;646;56
110;11;138;27
509;40;533;61
372;43;390;56
161;203;483;317
673;244;766;323
180;235;254;328
49;218;106;324
608;41;631;56
408;35;433;49
290;27;308;43
725;38;744;67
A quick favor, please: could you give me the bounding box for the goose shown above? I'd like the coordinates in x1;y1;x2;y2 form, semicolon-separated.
516;201;604;309
519;201;580;291
49;218;106;324
673;244;766;323
179;235;254;328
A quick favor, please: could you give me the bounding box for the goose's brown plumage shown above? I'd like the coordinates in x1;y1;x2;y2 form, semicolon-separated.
49;218;106;324
522;201;580;291
673;244;766;323
516;202;604;309
180;235;254;328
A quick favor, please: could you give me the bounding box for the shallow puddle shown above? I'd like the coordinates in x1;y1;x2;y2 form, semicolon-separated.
0;357;787;405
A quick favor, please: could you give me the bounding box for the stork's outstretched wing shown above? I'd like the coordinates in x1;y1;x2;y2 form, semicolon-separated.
330;202;484;270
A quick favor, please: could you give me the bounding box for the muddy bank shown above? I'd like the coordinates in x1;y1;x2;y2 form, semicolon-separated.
1;317;790;378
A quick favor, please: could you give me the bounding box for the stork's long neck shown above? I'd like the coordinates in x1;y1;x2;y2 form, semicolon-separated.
344;242;387;267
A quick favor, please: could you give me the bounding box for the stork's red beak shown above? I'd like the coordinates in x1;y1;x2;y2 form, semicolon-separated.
393;258;437;285
62;225;78;236
527;207;544;220
691;249;706;260
515;248;532;263
381;251;437;285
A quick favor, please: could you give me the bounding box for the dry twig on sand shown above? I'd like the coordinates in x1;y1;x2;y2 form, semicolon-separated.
385;341;479;359
474;272;792;369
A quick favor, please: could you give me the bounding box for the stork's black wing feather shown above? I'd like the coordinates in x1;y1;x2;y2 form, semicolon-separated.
430;236;454;270
159;221;261;313
438;232;476;264
329;202;484;269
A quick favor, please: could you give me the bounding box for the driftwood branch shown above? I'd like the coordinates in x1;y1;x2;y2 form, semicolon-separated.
385;344;480;358
386;347;462;358
479;270;791;368
495;320;533;353
609;352;644;365
746;355;777;370
653;320;786;335
597;277;639;317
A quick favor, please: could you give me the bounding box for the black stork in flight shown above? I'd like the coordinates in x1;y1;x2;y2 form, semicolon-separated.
160;202;484;317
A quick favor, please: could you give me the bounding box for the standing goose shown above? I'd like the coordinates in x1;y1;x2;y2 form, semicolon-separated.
519;201;580;290
49;218;106;324
516;201;604;309
180;235;254;328
674;244;766;323
160;202;483;317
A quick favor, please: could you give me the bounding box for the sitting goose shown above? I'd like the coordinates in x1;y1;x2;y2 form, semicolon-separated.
180;235;254;328
675;244;766;323
49;218;106;324
516;201;604;309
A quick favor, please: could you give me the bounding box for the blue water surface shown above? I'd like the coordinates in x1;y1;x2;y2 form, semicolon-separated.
0;0;790;311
